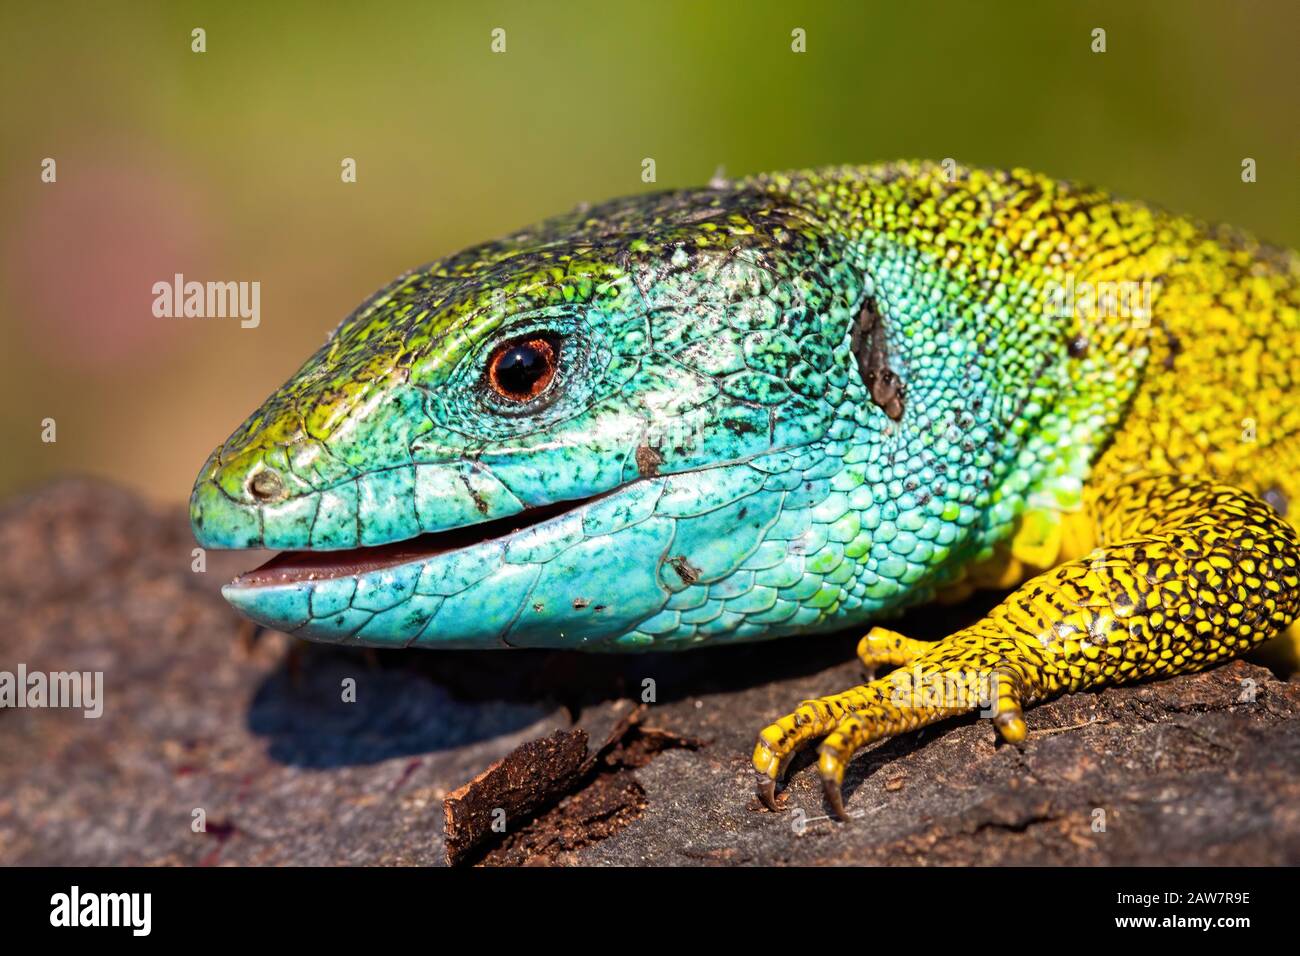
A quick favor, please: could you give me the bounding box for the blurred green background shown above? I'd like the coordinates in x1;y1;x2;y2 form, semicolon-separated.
1;0;1295;504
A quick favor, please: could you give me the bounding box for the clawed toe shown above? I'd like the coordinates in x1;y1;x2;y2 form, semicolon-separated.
819;770;849;821
755;771;784;811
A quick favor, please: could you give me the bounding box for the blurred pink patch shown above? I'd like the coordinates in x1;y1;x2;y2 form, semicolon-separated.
6;154;215;368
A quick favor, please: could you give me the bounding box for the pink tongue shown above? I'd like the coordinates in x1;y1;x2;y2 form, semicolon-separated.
230;498;583;588
233;537;456;587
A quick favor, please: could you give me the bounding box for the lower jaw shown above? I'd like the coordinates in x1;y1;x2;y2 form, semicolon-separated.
220;540;671;651
219;483;677;649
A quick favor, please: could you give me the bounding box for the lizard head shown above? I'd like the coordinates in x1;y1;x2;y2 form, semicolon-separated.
192;184;872;649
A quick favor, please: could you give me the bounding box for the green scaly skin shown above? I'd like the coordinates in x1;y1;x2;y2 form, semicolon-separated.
190;161;1298;663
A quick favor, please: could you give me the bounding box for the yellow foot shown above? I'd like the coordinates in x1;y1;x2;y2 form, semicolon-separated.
753;626;1041;820
755;473;1300;819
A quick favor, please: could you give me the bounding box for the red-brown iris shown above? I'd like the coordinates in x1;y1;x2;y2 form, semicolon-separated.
487;336;557;402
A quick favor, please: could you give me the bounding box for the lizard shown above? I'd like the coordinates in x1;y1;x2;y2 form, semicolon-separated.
190;161;1300;820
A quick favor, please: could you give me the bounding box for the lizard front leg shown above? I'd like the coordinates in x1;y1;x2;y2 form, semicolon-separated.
754;473;1300;819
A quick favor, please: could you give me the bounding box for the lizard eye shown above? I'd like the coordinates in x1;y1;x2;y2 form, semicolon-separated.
486;334;559;402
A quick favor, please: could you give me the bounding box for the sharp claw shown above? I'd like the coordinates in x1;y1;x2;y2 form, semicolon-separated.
822;774;849;822
755;772;784;812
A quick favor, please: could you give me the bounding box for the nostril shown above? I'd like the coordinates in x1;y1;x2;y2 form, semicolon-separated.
249;469;285;502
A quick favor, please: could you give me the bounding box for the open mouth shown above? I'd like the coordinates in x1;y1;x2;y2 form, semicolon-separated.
231;493;605;589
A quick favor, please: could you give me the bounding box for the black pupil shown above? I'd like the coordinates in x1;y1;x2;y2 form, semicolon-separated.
496;342;549;396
